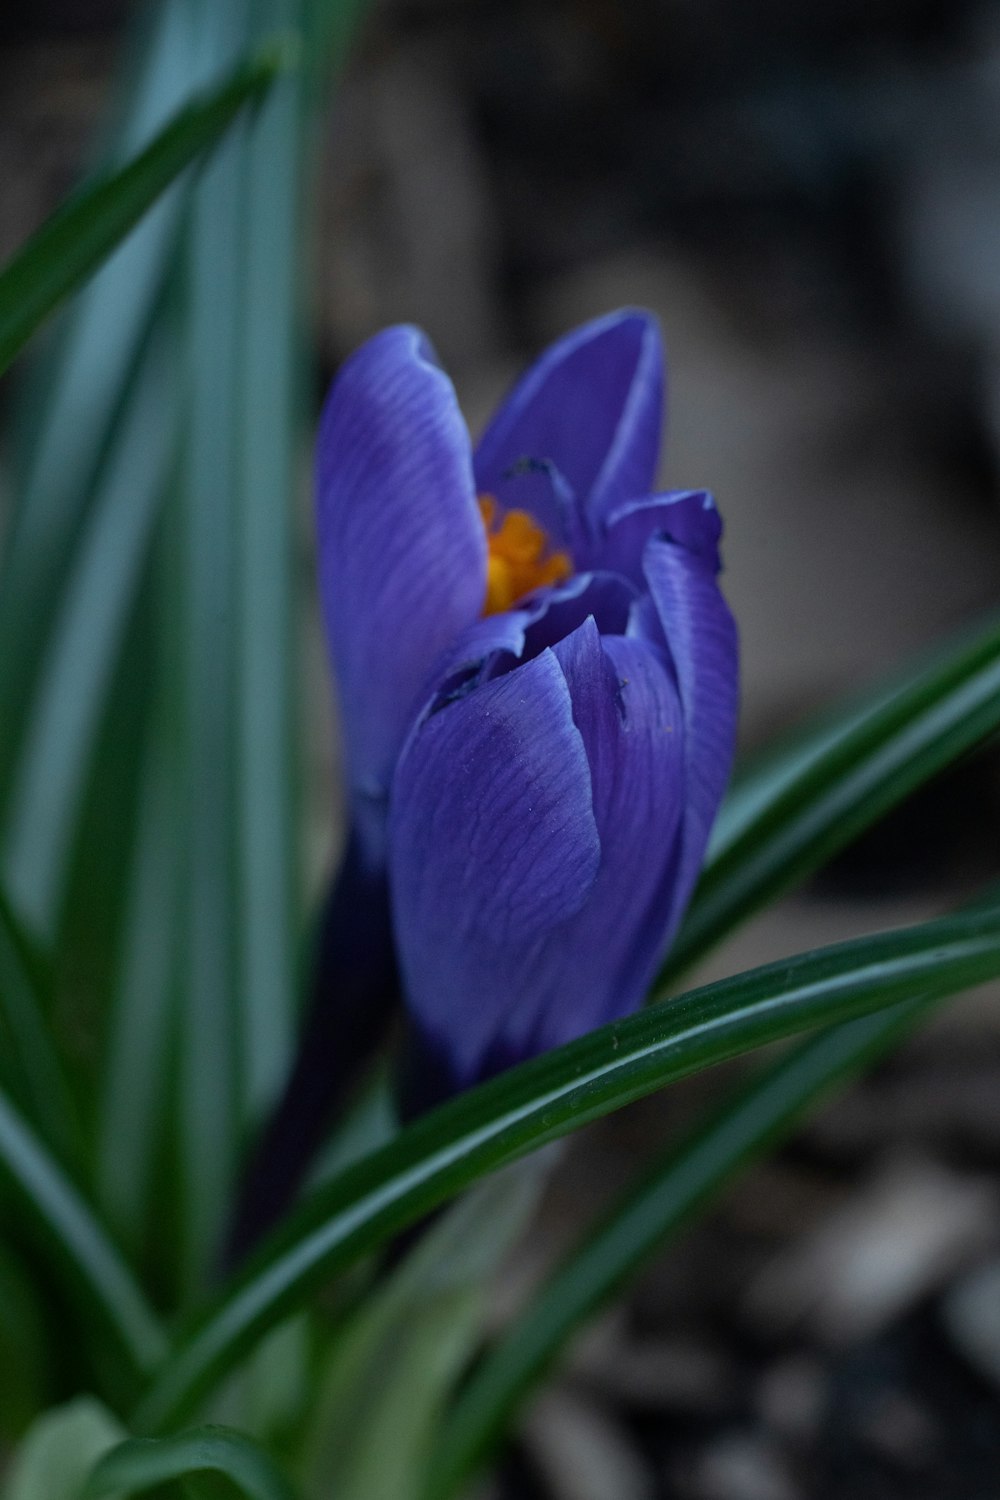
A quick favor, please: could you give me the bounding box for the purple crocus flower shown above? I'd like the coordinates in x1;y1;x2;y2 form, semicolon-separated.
316;310;738;1108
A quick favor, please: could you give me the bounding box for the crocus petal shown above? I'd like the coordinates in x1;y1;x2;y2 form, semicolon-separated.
316;325;485;866
638;536;739;939
418;570;639;713
520;571;638;654
599;489;722;583
490;621;685;1068
389;649;601;1094
474;310;664;542
418;608;533;710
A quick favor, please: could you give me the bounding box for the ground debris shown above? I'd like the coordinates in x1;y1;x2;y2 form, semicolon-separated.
942;1258;1000;1392
680;1431;802;1500
520;1388;655;1500
744;1154;1000;1345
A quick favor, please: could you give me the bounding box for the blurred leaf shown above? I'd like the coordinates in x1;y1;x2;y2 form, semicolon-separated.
80;1427;296;1500
423;998;933;1498
308;1066;397;1187
0;883;48;990
302;1158;548;1500
172;3;254;1299
2;1398;124;1500
316;1291;482;1500
0;1086;166;1391
0;1242;50;1438
0;0;200;811
0;43;286;379
303;0;371;77
96;722;180;1252
226;1316;310;1445
427;881;1000;1490
132;901;1000;1430
53;581;160;1125
173;0;314;1291
663;611;1000;982
232;0;306;1130
0;887;78;1165
1;335;176;939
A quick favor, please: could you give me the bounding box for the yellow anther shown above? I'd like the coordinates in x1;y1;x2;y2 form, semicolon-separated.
478;495;572;615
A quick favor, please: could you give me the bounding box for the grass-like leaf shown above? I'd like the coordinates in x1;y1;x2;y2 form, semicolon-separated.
173;36;246;1294
426;886;1000;1491
1;336;175;937
131;902;1000;1430
173;0;316;1289
96;725;179;1250
80;1426;295;1500
0;1086;165;1391
0;40;287;377
663;611;1000;982
3;1397;125;1500
302;1161;546;1499
233;0;305;1130
0;1;202;816
0;1242;50;1438
0;885;79;1167
422;996;933;1498
171;0;300;1295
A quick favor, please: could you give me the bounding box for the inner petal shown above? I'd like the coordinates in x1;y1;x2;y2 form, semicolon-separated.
521;571;638;657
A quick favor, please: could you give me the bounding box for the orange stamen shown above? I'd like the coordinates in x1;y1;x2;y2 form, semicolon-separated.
478;495;572;615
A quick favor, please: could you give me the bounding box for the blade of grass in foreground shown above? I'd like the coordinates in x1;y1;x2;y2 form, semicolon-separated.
96;725;179;1251
0;0;200;813
0;1086;165;1391
0;885;79;1168
422;995;934;1499
662;610;1000;983
428;886;1000;1492
1;334;175;938
233;0;307;1128
174;0;262;1299
81;1427;295;1500
0;41;287;377
231;0;374;1144
175;108;240;1297
132;901;1000;1431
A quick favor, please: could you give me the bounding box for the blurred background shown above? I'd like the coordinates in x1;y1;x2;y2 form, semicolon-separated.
3;1;1000;1496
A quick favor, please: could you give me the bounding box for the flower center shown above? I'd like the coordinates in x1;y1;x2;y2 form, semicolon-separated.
478;495;572;615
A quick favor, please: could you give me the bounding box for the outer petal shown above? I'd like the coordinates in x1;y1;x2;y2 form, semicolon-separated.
492;621;685;1068
389;649;601;1095
638;536;739;939
598;489;722;583
474;310;664;542
316;326;486;866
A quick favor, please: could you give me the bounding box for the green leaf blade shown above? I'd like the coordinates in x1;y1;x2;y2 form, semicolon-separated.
0;0;201;814
173;102;245;1296
1;335;175;937
0;1086;166;1390
303;1160;547;1499
233;0;306;1129
132;902;1000;1431
0;887;78;1165
80;1426;295;1500
4;1398;125;1500
665;610;1000;982
422;997;933;1499
95;724;180;1251
0;43;285;377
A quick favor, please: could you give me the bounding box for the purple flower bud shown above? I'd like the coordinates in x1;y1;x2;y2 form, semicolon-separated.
316;311;739;1107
